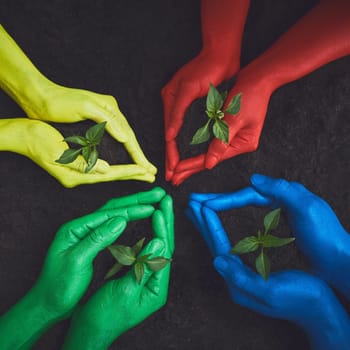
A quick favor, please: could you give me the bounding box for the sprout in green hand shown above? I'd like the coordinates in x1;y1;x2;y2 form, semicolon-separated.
231;208;295;281
55;121;107;173
191;83;242;145
105;237;171;283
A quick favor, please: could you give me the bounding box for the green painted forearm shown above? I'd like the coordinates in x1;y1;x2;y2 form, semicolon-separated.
0;285;61;350
0;25;51;115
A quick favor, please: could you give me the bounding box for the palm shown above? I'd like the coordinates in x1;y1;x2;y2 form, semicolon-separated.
162;52;239;180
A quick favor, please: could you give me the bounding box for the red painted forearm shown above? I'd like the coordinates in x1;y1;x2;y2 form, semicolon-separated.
201;0;250;69
240;0;350;93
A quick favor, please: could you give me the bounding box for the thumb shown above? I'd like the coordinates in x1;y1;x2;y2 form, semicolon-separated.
213;255;242;281
250;174;297;208
74;216;127;261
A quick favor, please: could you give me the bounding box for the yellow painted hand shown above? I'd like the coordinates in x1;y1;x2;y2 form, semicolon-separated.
0;118;155;187
0;25;156;175
30;84;157;175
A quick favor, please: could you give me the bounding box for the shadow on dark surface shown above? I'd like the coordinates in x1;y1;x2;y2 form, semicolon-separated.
0;0;349;349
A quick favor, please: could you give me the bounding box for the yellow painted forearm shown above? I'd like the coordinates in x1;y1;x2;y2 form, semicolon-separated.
0;25;52;116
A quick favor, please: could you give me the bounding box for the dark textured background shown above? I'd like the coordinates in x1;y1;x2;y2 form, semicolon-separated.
0;0;349;349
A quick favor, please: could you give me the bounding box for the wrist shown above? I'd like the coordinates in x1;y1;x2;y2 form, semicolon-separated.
297;283;350;350
0;285;61;349
326;230;350;298
63;315;118;350
198;48;239;81
13;74;54;119
0;25;53;118
199;44;240;80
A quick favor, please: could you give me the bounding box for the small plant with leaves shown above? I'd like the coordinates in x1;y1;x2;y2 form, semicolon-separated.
55;121;107;173
230;208;295;281
105;237;171;283
190;83;242;145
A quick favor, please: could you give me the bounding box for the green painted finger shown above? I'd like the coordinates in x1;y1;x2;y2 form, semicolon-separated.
144;263;170;301
152;210;174;258
159;195;175;247
127;238;165;290
99;187;166;211
62;205;155;241
104;204;155;222
73;217;127;261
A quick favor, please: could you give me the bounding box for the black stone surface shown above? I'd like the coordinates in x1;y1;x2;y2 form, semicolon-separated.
0;1;349;349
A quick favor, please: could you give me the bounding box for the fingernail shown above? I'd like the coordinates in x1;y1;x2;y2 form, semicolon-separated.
251;173;267;186
149;238;165;253
97;160;110;173
166;127;176;141
165;169;174;181
214;256;228;274
205;155;218;169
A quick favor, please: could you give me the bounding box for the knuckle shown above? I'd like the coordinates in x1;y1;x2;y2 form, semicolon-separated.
161;86;169;98
275;178;291;192
248;139;259;151
88;228;104;244
302;195;323;213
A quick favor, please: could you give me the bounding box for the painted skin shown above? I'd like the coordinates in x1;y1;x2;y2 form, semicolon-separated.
0;25;156;186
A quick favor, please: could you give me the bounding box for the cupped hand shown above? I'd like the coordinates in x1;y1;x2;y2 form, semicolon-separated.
12;119;155;187
186;196;350;349
62;196;174;350
214;255;350;350
35;200;157;319
248;174;350;296
162;50;239;181
26;83;156;174
193;174;350;297
171;75;271;185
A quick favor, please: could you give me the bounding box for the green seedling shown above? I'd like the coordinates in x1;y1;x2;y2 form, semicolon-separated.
105;237;171;283
230;208;295;281
191;83;242;145
55;121;107;173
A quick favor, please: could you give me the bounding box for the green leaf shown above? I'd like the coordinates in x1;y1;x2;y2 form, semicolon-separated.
190;120;212;145
55;148;82;164
82;146;92;163
64;136;88;146
256;250;271;281
85;121;107;144
108;245;136;266
224;93;242;115
206;83;224;113
85;147;98;173
264;208;281;234
231;236;259;255
146;257;171;272
134;262;145;284
104;262;123;280
261;234;295;248
132;237;146;256
213;119;229;143
137;253;152;263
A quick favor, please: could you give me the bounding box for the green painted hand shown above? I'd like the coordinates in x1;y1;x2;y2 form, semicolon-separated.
0;188;164;349
62;195;174;350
